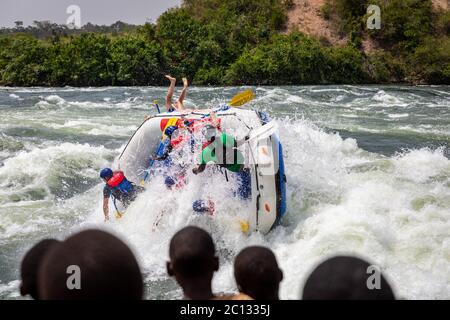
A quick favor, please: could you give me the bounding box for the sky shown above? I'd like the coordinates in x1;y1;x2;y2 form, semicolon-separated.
0;0;182;28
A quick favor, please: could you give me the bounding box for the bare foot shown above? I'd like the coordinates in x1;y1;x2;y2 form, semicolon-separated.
165;75;176;83
182;77;189;87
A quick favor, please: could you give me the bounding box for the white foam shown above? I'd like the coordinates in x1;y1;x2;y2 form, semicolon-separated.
47;120;137;137
372;90;408;106
393;148;449;184
397;126;450;137
87;125;137;136
80;118;448;299
45;95;66;104
4;87;114;93
275;133;450;299
1;86;450;300
388;113;409;119
9;94;21;100
0;280;20;298
69;100;149;110
0;142;113;198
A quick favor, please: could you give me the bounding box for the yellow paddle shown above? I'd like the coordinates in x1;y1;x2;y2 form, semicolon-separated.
115;211;124;220
239;220;250;234
229;90;256;107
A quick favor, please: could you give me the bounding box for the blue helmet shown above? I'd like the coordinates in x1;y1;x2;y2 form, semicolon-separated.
100;168;113;179
164;125;178;137
164;176;176;188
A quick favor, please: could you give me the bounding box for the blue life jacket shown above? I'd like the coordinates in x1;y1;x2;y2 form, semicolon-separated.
107;172;134;195
156;138;171;159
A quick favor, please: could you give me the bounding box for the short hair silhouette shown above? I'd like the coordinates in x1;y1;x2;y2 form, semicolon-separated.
167;226;218;300
302;256;395;300
234;246;283;300
38;229;143;300
20;239;60;299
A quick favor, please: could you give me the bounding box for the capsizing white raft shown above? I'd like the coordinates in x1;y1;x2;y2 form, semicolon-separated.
118;106;287;234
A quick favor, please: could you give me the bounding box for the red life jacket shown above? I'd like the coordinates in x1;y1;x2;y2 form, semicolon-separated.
107;171;134;194
107;171;125;187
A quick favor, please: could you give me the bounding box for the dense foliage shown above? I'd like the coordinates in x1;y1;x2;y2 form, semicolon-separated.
0;21;138;38
326;0;450;83
225;33;368;85
0;0;449;86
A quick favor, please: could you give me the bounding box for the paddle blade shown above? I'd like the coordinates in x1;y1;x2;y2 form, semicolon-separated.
239;220;250;234
229;90;256;107
115;211;124;220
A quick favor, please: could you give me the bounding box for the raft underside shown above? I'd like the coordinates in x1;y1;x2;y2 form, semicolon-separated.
118;109;284;234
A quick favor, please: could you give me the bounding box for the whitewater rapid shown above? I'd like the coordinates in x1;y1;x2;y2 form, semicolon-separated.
0;86;449;299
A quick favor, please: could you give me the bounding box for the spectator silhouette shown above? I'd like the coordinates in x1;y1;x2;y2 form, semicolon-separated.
167;226;219;300
38;229;143;300
20;239;60;300
302;255;396;300
233;246;283;300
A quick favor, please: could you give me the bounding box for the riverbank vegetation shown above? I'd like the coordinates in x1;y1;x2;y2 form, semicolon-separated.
0;0;449;86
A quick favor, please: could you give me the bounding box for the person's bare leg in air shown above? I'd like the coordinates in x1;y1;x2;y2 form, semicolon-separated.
165;75;176;112
175;77;189;111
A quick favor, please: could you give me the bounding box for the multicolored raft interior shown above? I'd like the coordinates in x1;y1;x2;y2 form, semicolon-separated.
118;106;287;234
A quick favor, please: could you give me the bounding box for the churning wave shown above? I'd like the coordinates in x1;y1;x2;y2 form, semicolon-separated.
0;86;449;299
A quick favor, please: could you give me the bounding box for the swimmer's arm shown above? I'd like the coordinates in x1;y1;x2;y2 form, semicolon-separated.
103;197;109;221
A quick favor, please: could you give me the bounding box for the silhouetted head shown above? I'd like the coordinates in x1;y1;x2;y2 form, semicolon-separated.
38;229;143;300
167;226;218;300
302;256;396;300
20;239;60;300
234;246;283;300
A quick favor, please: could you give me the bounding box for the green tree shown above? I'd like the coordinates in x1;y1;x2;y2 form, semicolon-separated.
155;8;207;77
368;0;433;49
0;35;49;86
46;34;112;86
225;33;329;85
411;37;450;84
325;45;368;83
109;36;166;85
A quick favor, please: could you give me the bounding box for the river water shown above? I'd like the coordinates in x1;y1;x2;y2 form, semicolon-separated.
0;85;449;299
